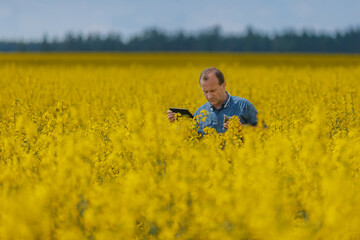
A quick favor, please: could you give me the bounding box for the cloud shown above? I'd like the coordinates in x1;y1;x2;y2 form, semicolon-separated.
0;6;11;17
86;24;115;34
292;2;314;19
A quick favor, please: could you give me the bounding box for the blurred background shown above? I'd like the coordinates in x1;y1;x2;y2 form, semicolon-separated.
0;0;359;52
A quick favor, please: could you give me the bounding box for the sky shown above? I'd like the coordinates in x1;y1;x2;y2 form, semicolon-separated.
0;0;359;41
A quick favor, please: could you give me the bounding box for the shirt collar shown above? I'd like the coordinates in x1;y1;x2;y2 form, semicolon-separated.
210;91;230;111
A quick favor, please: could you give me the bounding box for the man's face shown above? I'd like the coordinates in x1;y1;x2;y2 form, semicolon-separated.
200;73;226;108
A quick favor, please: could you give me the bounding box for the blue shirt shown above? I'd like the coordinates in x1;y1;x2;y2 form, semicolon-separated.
194;92;258;135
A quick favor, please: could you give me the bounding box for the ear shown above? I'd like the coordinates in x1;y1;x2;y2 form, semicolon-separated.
222;82;226;88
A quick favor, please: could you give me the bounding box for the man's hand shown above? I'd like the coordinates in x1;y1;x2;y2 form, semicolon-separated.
167;110;176;123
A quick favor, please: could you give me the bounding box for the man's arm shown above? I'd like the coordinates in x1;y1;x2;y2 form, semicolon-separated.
245;101;258;126
224;101;258;129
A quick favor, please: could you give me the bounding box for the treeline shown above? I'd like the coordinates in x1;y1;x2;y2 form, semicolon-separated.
1;26;360;52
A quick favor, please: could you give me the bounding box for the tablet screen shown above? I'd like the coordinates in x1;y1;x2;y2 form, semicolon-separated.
169;108;194;118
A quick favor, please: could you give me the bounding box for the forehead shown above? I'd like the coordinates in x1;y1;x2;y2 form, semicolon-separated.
200;73;220;90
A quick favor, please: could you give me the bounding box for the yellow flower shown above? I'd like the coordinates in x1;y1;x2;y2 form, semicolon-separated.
0;53;359;239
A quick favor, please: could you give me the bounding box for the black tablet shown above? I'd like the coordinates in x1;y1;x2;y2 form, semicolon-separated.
169;108;194;118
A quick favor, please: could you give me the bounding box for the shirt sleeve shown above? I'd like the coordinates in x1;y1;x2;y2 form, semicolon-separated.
245;101;258;126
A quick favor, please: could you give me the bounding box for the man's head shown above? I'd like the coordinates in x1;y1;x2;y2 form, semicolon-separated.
199;67;227;108
199;67;225;85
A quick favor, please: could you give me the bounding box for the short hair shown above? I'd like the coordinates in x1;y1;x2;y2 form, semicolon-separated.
199;67;225;85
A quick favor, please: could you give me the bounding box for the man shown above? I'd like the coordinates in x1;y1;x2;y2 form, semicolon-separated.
167;67;258;135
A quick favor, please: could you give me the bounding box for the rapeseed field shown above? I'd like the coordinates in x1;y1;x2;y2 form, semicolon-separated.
0;53;360;239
